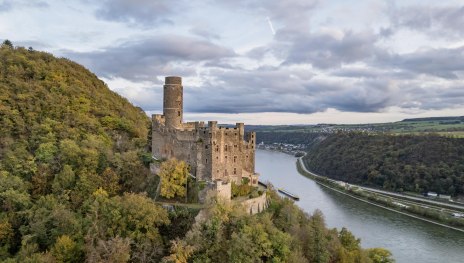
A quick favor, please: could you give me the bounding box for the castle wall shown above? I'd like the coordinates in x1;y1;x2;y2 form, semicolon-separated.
241;192;268;215
214;180;231;200
207;122;257;184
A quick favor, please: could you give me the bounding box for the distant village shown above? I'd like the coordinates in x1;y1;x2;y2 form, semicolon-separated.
257;142;306;156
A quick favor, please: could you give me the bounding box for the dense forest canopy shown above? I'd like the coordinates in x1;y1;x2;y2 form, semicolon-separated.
303;133;464;196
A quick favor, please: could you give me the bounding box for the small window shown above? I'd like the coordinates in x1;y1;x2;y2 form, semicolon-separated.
225;145;228;151
205;145;208;149
205;158;208;164
235;133;237;136
234;156;237;163
178;111;180;116
233;168;237;175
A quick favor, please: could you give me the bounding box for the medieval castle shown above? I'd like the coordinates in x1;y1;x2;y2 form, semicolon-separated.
152;76;260;199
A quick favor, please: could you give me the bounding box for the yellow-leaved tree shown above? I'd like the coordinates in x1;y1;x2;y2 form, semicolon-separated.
159;159;189;199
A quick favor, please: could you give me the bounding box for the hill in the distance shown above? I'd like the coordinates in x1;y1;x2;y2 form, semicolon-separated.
401;116;464;122
248;116;464;136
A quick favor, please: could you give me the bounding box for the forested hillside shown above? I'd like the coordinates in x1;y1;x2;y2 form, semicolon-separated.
303;133;464;196
0;41;165;261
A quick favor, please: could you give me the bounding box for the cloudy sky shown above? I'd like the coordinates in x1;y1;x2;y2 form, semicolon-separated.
1;0;464;124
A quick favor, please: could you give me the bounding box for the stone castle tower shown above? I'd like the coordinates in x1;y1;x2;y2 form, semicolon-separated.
152;76;259;187
163;76;183;129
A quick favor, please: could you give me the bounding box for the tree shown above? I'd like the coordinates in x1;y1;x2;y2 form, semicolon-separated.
163;239;194;263
101;168;120;196
85;190;170;262
52;165;76;194
51;235;84;263
35;142;58;163
0;219;13;259
158;159;189;199
366;248;395;263
0;171;31;212
302;210;330;263
86;237;131;263
1;40;13;49
24;195;81;250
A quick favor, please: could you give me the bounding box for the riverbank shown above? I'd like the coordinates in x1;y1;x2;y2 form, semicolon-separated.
296;157;464;233
257;149;464;263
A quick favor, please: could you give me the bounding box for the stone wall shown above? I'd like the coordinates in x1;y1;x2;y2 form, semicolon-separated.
240;192;268;215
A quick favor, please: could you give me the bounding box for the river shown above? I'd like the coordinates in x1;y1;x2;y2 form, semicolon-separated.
256;150;464;263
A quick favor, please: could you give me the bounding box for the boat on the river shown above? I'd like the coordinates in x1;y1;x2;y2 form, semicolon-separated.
278;188;300;201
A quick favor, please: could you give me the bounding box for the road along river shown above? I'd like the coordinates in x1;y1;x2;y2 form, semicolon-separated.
256;150;464;263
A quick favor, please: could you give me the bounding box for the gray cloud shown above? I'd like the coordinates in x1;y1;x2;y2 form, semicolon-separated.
181;64;464;115
318;79;395;112
94;0;185;27
0;0;12;12
215;0;318;36
61;35;236;81
333;67;415;80
388;4;464;39
179;67;398;114
395;83;464;111
379;46;464;79
0;0;48;12
281;30;380;68
189;27;221;40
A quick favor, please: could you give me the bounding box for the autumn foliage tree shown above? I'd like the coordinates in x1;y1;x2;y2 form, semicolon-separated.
158;159;189;199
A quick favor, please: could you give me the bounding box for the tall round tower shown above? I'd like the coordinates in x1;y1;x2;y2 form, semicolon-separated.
163;76;183;129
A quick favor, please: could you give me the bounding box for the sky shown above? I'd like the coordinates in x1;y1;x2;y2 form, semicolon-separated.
1;0;464;125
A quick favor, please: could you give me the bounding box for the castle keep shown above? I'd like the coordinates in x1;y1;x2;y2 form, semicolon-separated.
152;76;260;188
